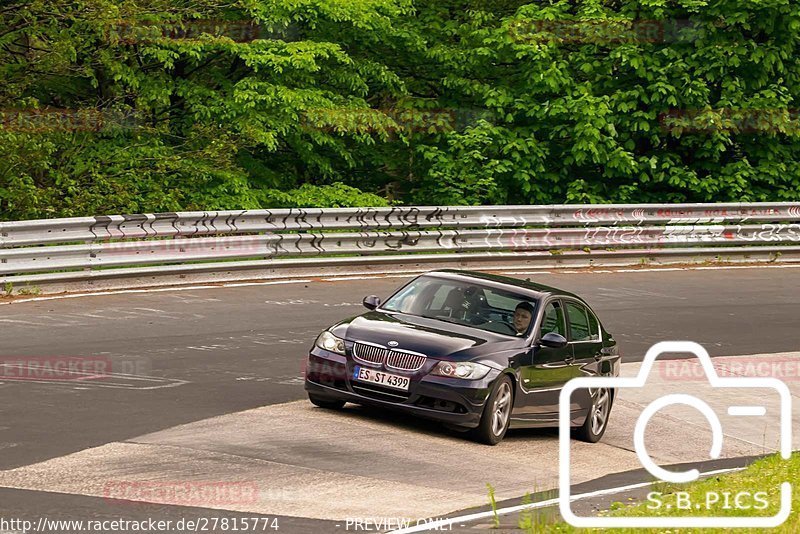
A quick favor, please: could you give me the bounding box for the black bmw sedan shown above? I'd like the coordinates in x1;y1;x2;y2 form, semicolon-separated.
304;270;620;445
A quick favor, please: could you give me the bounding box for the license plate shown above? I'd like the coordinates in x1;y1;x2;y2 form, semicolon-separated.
352;365;410;391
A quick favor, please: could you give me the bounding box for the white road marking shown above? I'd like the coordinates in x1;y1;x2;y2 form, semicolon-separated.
0;353;790;522
0;364;187;390
320;274;421;281
387;467;745;534
73;312;109;319
0;262;798;306
500;264;800;276
0;377;186;390
491;271;553;275
613;264;800;273
0;264;800;308
213;280;312;288
595;287;688;300
0;318;48;326
0;279;313;305
264;299;319;306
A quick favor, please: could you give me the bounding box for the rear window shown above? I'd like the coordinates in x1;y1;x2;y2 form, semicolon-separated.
566;301;600;342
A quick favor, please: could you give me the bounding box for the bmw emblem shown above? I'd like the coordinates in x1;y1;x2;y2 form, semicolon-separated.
387;340;399;347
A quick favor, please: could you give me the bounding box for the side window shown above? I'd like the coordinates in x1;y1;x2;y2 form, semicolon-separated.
540;301;566;337
586;309;600;341
566;301;599;342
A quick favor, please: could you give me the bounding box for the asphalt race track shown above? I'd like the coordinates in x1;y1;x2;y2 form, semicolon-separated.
0;265;798;533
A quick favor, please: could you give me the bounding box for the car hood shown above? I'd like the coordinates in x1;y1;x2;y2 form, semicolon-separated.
330;310;518;360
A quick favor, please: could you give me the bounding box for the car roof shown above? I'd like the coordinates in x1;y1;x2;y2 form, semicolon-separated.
420;269;585;302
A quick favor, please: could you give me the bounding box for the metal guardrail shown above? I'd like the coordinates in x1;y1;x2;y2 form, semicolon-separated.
1;203;799;291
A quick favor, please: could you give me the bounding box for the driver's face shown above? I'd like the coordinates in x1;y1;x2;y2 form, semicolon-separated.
513;308;532;334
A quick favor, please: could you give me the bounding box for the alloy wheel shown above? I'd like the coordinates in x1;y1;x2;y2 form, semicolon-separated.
590;388;610;435
491;381;512;436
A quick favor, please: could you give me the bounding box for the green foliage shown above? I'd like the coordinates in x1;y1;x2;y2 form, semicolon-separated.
0;0;405;219
486;483;500;529
275;182;389;207
1;0;800;220
395;0;800;204
535;453;800;533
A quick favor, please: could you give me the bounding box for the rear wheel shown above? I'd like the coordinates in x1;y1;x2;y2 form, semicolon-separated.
308;393;345;410
471;375;514;445
574;388;612;443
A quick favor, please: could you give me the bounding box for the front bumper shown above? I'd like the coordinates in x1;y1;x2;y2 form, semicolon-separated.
303;348;499;429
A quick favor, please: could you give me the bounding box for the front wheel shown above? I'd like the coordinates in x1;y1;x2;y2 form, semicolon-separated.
308;393;345;410
471;375;514;445
574;387;612;443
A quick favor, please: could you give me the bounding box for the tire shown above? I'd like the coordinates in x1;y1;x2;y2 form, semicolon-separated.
308;393;346;410
471;375;514;445
574;387;612;443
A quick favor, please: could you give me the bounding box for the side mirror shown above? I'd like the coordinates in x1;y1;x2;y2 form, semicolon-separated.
362;295;381;310
539;332;568;349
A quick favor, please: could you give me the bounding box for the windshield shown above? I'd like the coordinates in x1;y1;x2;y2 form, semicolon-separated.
381;276;538;337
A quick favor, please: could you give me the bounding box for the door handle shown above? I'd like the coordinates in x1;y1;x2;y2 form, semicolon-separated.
598;347;615;359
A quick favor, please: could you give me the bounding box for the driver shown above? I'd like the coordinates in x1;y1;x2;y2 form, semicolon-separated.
513;301;535;336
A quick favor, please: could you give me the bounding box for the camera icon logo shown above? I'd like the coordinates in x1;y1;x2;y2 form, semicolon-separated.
559;341;793;528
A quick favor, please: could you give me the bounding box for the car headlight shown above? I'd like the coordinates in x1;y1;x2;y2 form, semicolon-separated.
430;361;491;380
315;331;346;355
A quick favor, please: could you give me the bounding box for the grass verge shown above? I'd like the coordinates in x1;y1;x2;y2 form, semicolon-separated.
521;452;799;533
